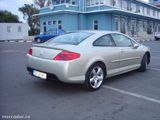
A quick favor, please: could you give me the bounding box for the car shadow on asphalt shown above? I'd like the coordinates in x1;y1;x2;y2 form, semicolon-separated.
103;70;146;85
32;77;88;94
30;70;147;93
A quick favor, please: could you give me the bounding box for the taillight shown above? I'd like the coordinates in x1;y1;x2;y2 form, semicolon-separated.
53;51;80;61
28;48;32;55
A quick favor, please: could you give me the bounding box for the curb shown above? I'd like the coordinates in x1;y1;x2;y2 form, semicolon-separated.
136;39;154;42
0;40;32;43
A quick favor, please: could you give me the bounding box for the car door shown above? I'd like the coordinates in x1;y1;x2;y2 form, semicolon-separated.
111;33;141;72
93;34;120;76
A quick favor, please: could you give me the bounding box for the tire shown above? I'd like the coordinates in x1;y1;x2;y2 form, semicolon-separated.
138;54;148;72
36;38;41;43
84;63;105;91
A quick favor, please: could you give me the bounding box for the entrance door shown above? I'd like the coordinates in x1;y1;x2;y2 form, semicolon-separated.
43;26;46;33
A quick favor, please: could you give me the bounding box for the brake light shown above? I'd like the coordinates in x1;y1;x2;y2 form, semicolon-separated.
53;51;80;61
28;48;32;55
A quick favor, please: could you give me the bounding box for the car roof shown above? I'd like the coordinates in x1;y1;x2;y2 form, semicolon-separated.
73;30;120;35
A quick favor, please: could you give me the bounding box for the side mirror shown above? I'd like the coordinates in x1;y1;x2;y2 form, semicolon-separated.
133;44;139;49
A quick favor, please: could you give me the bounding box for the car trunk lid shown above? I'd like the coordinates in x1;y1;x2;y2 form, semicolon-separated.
31;43;77;60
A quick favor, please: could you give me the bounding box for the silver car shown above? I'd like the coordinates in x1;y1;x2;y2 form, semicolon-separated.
26;31;150;90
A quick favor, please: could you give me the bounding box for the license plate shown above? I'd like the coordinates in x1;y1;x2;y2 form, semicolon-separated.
33;70;47;79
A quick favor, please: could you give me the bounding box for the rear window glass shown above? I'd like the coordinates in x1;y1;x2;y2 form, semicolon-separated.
47;32;93;45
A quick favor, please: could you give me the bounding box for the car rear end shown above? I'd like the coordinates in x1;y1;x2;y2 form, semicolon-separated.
26;32;93;83
26;44;86;83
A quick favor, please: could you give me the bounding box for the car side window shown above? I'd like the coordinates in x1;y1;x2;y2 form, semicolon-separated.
111;34;133;47
93;34;115;47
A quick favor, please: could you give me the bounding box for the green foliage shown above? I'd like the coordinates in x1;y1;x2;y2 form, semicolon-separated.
0;10;20;23
19;4;39;35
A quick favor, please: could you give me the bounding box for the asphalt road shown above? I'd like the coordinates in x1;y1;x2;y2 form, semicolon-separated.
0;41;160;120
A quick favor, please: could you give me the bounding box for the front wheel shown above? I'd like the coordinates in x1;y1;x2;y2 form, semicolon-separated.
138;54;148;72
84;63;105;91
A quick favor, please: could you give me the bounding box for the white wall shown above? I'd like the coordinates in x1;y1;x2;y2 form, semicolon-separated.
0;23;29;41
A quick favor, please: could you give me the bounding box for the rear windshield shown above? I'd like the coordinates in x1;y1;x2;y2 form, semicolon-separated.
47;32;93;45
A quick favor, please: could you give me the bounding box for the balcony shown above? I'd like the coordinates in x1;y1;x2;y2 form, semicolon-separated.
39;3;79;14
85;0;121;12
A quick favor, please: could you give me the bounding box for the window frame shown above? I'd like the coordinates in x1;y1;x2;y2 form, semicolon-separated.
93;34;116;47
58;20;62;29
18;26;21;33
93;20;98;30
111;33;135;47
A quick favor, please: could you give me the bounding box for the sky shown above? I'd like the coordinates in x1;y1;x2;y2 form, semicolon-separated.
0;0;149;23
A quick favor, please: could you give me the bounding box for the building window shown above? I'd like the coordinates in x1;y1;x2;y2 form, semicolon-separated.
147;22;153;34
43;22;46;25
154;23;158;32
139;6;143;14
58;20;62;29
93;20;98;30
121;17;127;34
114;16;120;31
153;10;155;17
61;0;65;4
131;3;136;12
86;0;106;6
72;1;75;5
86;0;90;6
100;0;104;4
122;0;128;10
156;11;158;17
48;21;51;25
147;8;150;15
53;21;56;25
18;26;21;32
150;9;153;17
7;26;11;33
143;21;147;32
138;21;143;32
66;0;70;4
130;19;137;36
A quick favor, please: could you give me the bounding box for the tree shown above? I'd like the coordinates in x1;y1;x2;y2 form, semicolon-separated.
34;0;51;8
0;10;20;23
19;4;39;35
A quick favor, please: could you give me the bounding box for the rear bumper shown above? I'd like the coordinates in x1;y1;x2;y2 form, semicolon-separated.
27;67;59;81
26;54;85;84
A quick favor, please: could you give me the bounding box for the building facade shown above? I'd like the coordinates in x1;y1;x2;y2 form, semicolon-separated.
0;23;29;41
34;0;160;38
149;0;160;7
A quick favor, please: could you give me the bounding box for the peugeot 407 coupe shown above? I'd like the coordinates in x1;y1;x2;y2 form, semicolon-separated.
26;31;150;90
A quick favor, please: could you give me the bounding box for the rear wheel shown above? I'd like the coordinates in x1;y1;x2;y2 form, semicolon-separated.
138;54;148;72
84;63;105;91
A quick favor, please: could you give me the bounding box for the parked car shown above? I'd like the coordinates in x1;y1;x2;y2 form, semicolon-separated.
27;31;150;91
155;32;160;41
34;29;65;43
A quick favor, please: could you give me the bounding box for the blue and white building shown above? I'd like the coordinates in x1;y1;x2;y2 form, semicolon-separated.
34;0;160;38
149;0;160;7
